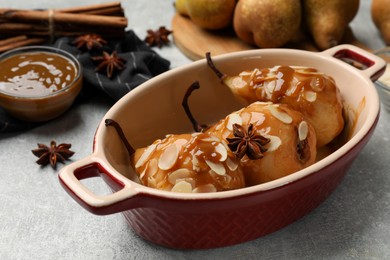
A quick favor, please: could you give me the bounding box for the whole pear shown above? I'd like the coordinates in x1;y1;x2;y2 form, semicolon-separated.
303;0;360;50
186;0;237;30
233;0;301;48
372;0;390;44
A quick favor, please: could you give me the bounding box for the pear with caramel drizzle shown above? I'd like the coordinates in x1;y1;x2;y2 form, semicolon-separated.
206;52;344;147
105;82;246;193
206;101;317;185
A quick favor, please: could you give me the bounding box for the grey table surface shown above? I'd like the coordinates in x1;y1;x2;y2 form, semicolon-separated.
1;0;389;259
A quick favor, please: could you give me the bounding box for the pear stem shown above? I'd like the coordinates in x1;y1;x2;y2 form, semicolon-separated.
182;81;208;132
105;119;135;156
206;52;227;81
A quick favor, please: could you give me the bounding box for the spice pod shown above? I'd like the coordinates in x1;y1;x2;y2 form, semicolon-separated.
0;46;82;122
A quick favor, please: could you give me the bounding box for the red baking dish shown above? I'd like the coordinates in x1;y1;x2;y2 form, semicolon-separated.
59;44;385;249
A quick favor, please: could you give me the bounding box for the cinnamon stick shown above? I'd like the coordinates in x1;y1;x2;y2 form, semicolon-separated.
0;35;28;46
56;2;122;14
0;36;46;53
0;9;127;28
0;22;125;37
0;2;128;44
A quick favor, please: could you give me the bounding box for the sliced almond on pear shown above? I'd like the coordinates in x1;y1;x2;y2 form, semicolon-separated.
205;160;226;176
158;144;179;170
171;180;192;193
168;168;192;185
268;105;293;124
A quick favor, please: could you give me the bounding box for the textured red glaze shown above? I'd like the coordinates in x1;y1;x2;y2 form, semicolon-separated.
83;115;377;249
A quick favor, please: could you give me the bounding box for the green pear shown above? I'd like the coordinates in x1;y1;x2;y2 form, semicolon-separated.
233;0;301;48
303;0;360;50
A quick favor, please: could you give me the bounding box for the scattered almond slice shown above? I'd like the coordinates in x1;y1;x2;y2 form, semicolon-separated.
147;176;157;188
231;76;248;89
173;138;188;149
268;105;293;124
298;121;309;141
135;143;157;168
226;113;242;130
215;143;228;162
266;135;282;152
205;160;226;176
226;157;238;171
199;135;220;142
192;155;200;172
168;168;192;184
304;91;317;102
171;180;192;193
250;111;265;125
158;144;179;170
140;158;158;179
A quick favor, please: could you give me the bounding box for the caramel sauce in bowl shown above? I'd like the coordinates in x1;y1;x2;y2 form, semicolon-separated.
0;46;82;122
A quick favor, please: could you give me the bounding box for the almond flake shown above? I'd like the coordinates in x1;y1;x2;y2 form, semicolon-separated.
304;91;317;102
239;71;252;76
158;144;179;170
173;138;188;149
171;180;192;193
205;160;226;176
193;184;217;193
200;135;220;143
266;135;282;152
147;176;157;188
226;157;238;171
298;121;309;141
250;112;265;125
168;168;192;184
135;143;157;168
268;105;293;124
140;158;158;179
192;156;200;172
231;76;248;89
215;143;228;162
226;113;242;130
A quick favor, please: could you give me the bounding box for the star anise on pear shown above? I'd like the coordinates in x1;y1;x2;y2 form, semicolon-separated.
144;26;172;48
31;141;75;169
91;51;126;78
226;123;270;160
72;33;107;51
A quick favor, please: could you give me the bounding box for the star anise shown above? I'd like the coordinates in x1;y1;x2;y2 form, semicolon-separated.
144;26;172;48
226;123;270;160
91;51;126;78
72;33;107;51
32;141;75;169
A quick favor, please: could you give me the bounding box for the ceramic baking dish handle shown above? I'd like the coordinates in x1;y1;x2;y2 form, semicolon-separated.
321;44;387;81
58;155;137;215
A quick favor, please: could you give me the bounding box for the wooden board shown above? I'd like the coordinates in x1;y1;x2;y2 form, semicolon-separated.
172;13;372;61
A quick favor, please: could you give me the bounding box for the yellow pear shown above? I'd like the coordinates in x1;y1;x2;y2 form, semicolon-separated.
233;0;301;48
303;0;360;50
372;0;390;44
175;0;189;17
186;0;237;30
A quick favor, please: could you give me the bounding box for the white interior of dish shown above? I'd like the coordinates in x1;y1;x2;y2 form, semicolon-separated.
95;49;380;199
